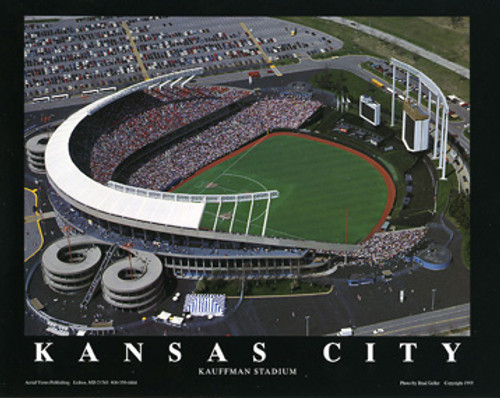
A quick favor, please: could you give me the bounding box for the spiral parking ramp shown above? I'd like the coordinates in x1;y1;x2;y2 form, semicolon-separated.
26;133;51;174
101;252;164;312
41;236;102;293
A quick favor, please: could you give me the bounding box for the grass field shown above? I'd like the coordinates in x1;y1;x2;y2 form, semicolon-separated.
175;133;392;244
309;68;404;125
278;16;470;102
349;17;470;68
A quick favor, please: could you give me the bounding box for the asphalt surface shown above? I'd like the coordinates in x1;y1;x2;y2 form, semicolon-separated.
351;303;470;336
24;188;41;260
24;16;343;100
319;16;469;79
24;203;470;336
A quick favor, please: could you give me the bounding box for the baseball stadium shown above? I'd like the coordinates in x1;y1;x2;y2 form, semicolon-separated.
45;69;398;281
23;16;470;336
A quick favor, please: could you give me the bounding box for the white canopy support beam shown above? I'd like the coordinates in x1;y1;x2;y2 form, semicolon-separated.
406;70;410;99
440;113;449;181
246;197;254;235
213;199;222;231
229;199;238;233
438;108;446;170
158;80;171;90
418;78;422;104
391;63;396;127
170;77;183;88
261;192;272;237
433;96;440;159
180;75;195;88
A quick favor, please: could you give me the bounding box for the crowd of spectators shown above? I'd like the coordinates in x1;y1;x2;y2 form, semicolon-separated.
70;85;250;183
126;95;322;190
354;227;428;262
328;227;428;267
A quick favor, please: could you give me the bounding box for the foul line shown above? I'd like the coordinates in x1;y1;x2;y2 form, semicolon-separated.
24;187;44;263
202;136;267;193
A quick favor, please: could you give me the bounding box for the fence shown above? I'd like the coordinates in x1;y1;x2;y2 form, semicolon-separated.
108;180;279;204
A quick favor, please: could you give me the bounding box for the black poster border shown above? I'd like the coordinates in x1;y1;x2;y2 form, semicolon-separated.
2;1;499;396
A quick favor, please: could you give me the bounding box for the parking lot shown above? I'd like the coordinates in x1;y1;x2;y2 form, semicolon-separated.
24;16;343;100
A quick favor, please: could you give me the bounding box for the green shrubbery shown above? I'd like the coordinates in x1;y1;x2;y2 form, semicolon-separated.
448;193;470;230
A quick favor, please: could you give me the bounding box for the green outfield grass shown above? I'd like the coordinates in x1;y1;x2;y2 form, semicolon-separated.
175;134;390;244
349;17;470;68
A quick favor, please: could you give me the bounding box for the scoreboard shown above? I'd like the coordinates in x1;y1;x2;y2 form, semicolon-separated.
359;95;381;126
402;100;430;152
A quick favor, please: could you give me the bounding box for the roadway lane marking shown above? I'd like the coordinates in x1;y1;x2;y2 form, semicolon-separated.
122;21;150;81
376;315;470;336
241;21;284;76
269;64;283;77
24;187;45;262
25;211;56;224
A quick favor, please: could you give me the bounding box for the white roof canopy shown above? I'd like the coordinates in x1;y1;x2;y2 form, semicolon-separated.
45;70;205;230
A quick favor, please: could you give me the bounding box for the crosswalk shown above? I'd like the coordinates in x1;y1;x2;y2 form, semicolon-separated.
24;211;56;224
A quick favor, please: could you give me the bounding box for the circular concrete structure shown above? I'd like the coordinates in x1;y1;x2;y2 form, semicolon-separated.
26;133;51;174
42;236;102;293
414;243;452;271
101;252;164;312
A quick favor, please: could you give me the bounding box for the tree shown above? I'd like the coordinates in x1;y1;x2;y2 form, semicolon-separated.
290;279;300;292
196;278;207;293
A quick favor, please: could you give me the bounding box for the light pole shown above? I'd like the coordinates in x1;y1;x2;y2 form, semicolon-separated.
305;315;310;337
431;288;437;311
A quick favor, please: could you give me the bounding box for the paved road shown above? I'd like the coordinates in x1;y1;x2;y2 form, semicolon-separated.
197;55;376;85
349;303;470;336
24;188;42;261
23;55;375;114
319;16;469;79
